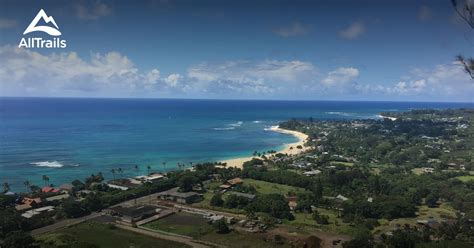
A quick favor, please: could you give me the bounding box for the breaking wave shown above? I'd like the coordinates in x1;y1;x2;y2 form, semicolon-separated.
30;161;65;168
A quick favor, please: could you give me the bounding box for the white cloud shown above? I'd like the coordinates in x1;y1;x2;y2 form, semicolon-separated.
322;67;359;86
0;46;178;96
186;60;317;95
75;1;112;20
0;45;470;101
418;5;433;21
273;22;310;37
339;21;366;40
354;62;473;101
0;19;17;29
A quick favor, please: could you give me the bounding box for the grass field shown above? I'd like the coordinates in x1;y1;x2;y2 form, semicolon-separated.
456;175;474;182
373;203;457;235
37;221;189;248
330;161;354;167
194;179;306;213
284;208;359;236
144;212;213;238
144;211;289;247
242;178;306;195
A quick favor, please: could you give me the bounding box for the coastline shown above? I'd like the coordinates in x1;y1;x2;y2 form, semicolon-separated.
221;126;309;169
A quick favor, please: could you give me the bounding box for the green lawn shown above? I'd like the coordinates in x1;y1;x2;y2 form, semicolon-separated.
37;221;189;248
144;212;213;238
144;212;289;247
456;175;474;182
284;208;358;236
199;231;291;248
373;203;457;235
193;179;306;213
242;178;306;195
330;161;354;167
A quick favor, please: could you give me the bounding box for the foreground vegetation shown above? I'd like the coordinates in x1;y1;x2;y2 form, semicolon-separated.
37;221;189;248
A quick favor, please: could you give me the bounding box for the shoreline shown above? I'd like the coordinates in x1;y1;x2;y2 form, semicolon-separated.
221;126;309;169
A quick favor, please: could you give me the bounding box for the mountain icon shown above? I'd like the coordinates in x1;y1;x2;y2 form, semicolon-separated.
23;9;61;36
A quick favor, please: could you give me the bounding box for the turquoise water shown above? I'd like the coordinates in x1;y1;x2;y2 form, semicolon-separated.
0;97;472;191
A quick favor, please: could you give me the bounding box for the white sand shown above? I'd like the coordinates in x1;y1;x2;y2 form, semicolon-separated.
221;126;309;169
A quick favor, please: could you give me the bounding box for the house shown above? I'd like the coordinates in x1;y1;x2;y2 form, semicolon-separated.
45;193;70;202
336;194;349;201
106;205;159;224
21;206;55;218
157;187;203;204
219;177;244;191
15;197;42;211
303;170;322;176
41;186;60;193
227;177;243;186
107;184;129;191
59;184;74;192
135;173;165;183
229;192;256;201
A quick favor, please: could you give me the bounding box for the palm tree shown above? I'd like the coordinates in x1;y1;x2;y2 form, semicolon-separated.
117;168;123;178
134;165;139;172
162;162;166;171
23;180;31;192
3;182;11;193
42;175;49;186
111;169;116;180
147;165;151;175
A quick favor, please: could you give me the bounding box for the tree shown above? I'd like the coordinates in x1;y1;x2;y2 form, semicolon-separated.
147;165;151;175
451;0;474;79
312;210;329;225
452;0;474;28
111;169;116;180
42;175;49;186
3;231;37;248
425;193;439;208
62;201;89;218
3;182;11;193
117;168;123;178
343;227;374;248
71;179;85;191
177;175;199;192
210;193;224;207
23;180;31;192
213;219;230;234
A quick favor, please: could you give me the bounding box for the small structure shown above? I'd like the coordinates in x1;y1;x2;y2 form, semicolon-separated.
303;170;322;176
157;187;203;204
46;193;70;202
219;177;244;191
15;197;42;211
107;183;129;191
41;186;60;193
59;184;74;192
106;205;159;224
229;192;256;201
227;177;243;186
336;194;349;202
21;206;55;218
135;173;165;183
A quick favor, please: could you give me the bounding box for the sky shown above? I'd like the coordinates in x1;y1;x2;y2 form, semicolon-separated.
0;0;473;102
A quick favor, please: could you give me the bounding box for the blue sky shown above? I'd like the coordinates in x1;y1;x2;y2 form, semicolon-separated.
0;0;473;102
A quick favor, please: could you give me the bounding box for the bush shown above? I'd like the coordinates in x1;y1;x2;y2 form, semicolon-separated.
210;194;224;207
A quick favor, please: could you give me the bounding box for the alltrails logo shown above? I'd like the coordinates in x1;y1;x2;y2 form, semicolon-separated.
18;9;67;49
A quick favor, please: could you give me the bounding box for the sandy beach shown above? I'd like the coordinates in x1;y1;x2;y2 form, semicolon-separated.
222;126;309;169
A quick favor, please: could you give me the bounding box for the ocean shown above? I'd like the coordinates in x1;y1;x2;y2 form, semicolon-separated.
0;97;472;191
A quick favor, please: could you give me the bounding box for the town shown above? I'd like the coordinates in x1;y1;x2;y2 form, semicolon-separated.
1;108;473;248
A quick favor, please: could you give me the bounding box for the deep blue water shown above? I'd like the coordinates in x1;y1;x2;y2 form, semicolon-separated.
0;97;472;191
